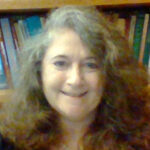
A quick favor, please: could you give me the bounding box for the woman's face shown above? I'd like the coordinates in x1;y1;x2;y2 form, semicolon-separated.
42;29;105;122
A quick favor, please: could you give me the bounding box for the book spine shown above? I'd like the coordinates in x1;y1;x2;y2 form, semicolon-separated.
128;15;136;47
18;19;29;40
148;54;150;75
0;52;8;89
23;19;30;38
14;22;24;49
133;13;145;60
139;14;149;65
25;15;42;37
0;18;19;88
125;17;131;40
10;18;20;53
143;15;150;66
115;18;126;37
40;16;46;27
0;26;12;88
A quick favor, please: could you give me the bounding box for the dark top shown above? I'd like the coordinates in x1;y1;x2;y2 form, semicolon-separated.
0;134;14;150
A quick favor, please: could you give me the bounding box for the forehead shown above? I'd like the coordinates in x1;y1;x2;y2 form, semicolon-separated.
45;29;93;59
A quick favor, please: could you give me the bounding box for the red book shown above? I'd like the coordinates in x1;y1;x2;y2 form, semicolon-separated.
125;17;131;40
10;18;20;53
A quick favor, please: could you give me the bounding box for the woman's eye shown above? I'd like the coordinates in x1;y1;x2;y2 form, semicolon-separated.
53;61;68;68
85;62;98;69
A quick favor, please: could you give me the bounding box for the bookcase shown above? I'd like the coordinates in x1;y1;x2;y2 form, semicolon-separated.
0;0;149;12
0;0;149;103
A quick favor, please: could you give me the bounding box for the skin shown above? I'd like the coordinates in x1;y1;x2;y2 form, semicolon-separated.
41;28;105;149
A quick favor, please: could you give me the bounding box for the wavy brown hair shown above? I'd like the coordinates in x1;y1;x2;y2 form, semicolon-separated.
0;6;150;150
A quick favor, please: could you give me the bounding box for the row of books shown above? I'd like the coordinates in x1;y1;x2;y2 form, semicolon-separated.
0;11;150;89
104;11;150;71
0;14;45;89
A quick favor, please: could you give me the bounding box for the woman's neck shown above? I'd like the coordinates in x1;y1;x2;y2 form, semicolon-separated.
60;112;96;149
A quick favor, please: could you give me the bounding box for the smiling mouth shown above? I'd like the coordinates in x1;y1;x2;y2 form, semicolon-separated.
61;91;87;97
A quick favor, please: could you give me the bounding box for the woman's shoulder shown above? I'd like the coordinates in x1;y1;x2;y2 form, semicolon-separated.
0;133;15;150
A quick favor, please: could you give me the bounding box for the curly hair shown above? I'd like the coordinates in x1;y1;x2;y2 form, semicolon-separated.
0;6;150;150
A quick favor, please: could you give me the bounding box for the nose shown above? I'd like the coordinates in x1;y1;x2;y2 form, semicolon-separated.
66;64;84;87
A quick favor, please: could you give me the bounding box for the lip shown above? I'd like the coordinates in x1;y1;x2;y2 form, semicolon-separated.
61;91;88;97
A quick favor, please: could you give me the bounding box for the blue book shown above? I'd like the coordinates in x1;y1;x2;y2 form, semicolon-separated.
0;18;19;88
0;52;8;89
25;15;42;37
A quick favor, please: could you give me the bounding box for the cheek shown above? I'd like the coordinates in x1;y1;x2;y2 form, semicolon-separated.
85;74;103;91
42;69;66;105
42;67;66;91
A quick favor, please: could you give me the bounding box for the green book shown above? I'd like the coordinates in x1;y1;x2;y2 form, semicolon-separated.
143;17;150;66
133;13;145;60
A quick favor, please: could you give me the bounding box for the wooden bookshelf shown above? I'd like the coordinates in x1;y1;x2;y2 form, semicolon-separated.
0;0;149;12
0;0;149;102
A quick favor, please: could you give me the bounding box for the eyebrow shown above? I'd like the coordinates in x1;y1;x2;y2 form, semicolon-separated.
52;55;67;59
52;55;97;60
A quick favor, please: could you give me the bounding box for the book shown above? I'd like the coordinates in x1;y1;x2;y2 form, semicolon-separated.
25;15;42;37
115;18;126;37
18;19;29;40
139;14;149;65
0;52;8;89
133;13;145;60
128;15;136;47
0;17;19;88
14;22;24;49
148;54;150;75
40;16;46;27
10;18;20;53
0;26;12;88
143;15;150;66
105;12;126;37
125;17;131;40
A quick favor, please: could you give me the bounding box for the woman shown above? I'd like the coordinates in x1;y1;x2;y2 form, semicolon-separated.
0;6;150;150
